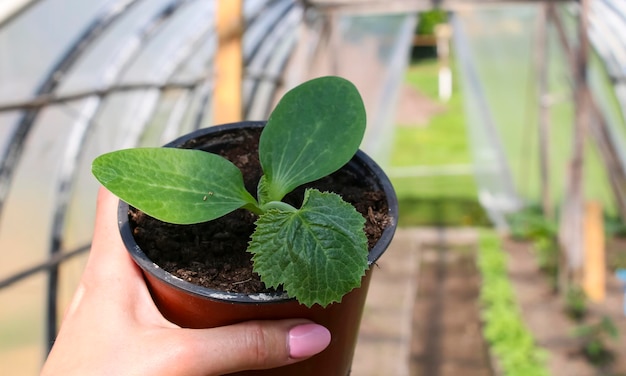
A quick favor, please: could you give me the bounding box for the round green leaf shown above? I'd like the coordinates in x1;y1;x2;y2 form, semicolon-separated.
248;189;368;307
92;148;257;224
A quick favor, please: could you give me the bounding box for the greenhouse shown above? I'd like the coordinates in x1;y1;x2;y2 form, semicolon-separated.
1;0;626;374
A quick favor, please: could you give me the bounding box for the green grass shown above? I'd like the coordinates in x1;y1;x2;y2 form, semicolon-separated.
391;58;487;226
402;58;441;100
392;59;471;173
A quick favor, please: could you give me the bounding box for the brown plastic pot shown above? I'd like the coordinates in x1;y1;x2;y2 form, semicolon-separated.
118;121;398;376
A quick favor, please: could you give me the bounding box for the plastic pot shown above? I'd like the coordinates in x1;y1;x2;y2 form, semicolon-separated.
118;121;398;376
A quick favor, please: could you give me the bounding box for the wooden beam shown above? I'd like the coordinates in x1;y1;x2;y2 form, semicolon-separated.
583;201;605;302
557;0;590;288
214;0;243;124
0;80;204;112
550;5;626;222
588;102;626;222
305;0;573;14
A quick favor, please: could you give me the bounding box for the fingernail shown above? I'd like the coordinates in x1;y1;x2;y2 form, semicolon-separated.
288;323;331;359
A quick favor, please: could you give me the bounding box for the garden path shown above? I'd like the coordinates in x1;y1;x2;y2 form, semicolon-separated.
353;229;626;376
353;227;493;376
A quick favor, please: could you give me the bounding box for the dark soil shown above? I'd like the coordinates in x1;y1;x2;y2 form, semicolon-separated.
409;230;626;376
504;237;626;376
410;231;493;376
129;127;391;294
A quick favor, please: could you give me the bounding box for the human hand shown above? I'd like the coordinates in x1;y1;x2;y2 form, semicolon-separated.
41;189;331;375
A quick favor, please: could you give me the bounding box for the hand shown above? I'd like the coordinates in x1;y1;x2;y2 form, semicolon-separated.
41;189;330;375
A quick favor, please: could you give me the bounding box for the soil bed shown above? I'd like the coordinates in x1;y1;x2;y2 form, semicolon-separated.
129;127;391;294
410;230;493;376
504;237;626;376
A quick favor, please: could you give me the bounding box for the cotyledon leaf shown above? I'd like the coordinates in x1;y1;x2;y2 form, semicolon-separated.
258;76;366;204
92;148;258;224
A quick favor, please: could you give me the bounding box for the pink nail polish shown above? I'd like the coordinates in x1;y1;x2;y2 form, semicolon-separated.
288;323;331;359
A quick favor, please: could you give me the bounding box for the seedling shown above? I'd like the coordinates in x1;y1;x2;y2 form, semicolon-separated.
565;285;587;321
92;76;369;307
573;316;618;366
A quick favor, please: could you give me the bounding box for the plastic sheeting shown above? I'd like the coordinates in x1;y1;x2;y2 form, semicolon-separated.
0;0;415;373
589;0;626;171
453;2;625;227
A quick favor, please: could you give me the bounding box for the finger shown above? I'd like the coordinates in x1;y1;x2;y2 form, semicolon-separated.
85;187;137;274
76;188;165;324
61;188;134;319
169;320;331;375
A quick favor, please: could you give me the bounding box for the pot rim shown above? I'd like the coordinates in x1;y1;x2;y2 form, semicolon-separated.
118;121;398;304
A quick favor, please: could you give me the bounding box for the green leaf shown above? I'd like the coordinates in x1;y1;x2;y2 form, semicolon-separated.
258;76;366;203
92;148;258;224
248;189;368;307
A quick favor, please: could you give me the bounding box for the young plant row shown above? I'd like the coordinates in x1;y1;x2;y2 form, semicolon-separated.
507;206;621;368
478;231;550;376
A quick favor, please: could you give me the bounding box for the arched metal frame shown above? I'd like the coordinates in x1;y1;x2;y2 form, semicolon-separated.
8;0;626;373
0;1;416;369
0;0;304;353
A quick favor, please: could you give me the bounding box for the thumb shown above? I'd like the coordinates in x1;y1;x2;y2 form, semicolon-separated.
173;319;331;375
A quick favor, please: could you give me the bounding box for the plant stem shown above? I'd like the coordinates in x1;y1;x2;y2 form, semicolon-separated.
242;202;264;216
262;201;297;213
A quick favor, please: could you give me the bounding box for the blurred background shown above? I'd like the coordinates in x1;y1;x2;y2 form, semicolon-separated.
1;0;626;375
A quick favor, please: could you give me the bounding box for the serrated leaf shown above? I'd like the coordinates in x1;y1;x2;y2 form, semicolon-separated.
258;76;366;203
248;189;368;307
92;148;258;224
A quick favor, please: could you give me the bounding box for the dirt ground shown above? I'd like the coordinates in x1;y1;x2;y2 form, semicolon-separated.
505;238;626;376
394;83;446;127
408;232;626;376
411;234;493;376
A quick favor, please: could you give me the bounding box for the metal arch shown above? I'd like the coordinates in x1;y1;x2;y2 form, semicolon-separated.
0;244;91;290
164;2;292;131
44;3;299;334
244;1;302;118
579;1;626;171
137;16;219;140
245;35;297;119
190;0;303;130
185;0;301;130
44;0;199;351
0;0;211;310
0;0;43;29
588;0;626;217
591;0;626;78
0;88;204;291
99;1;214;147
244;0;297;65
244;0;287;29
0;0;140;219
602;0;626;25
244;14;301;119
